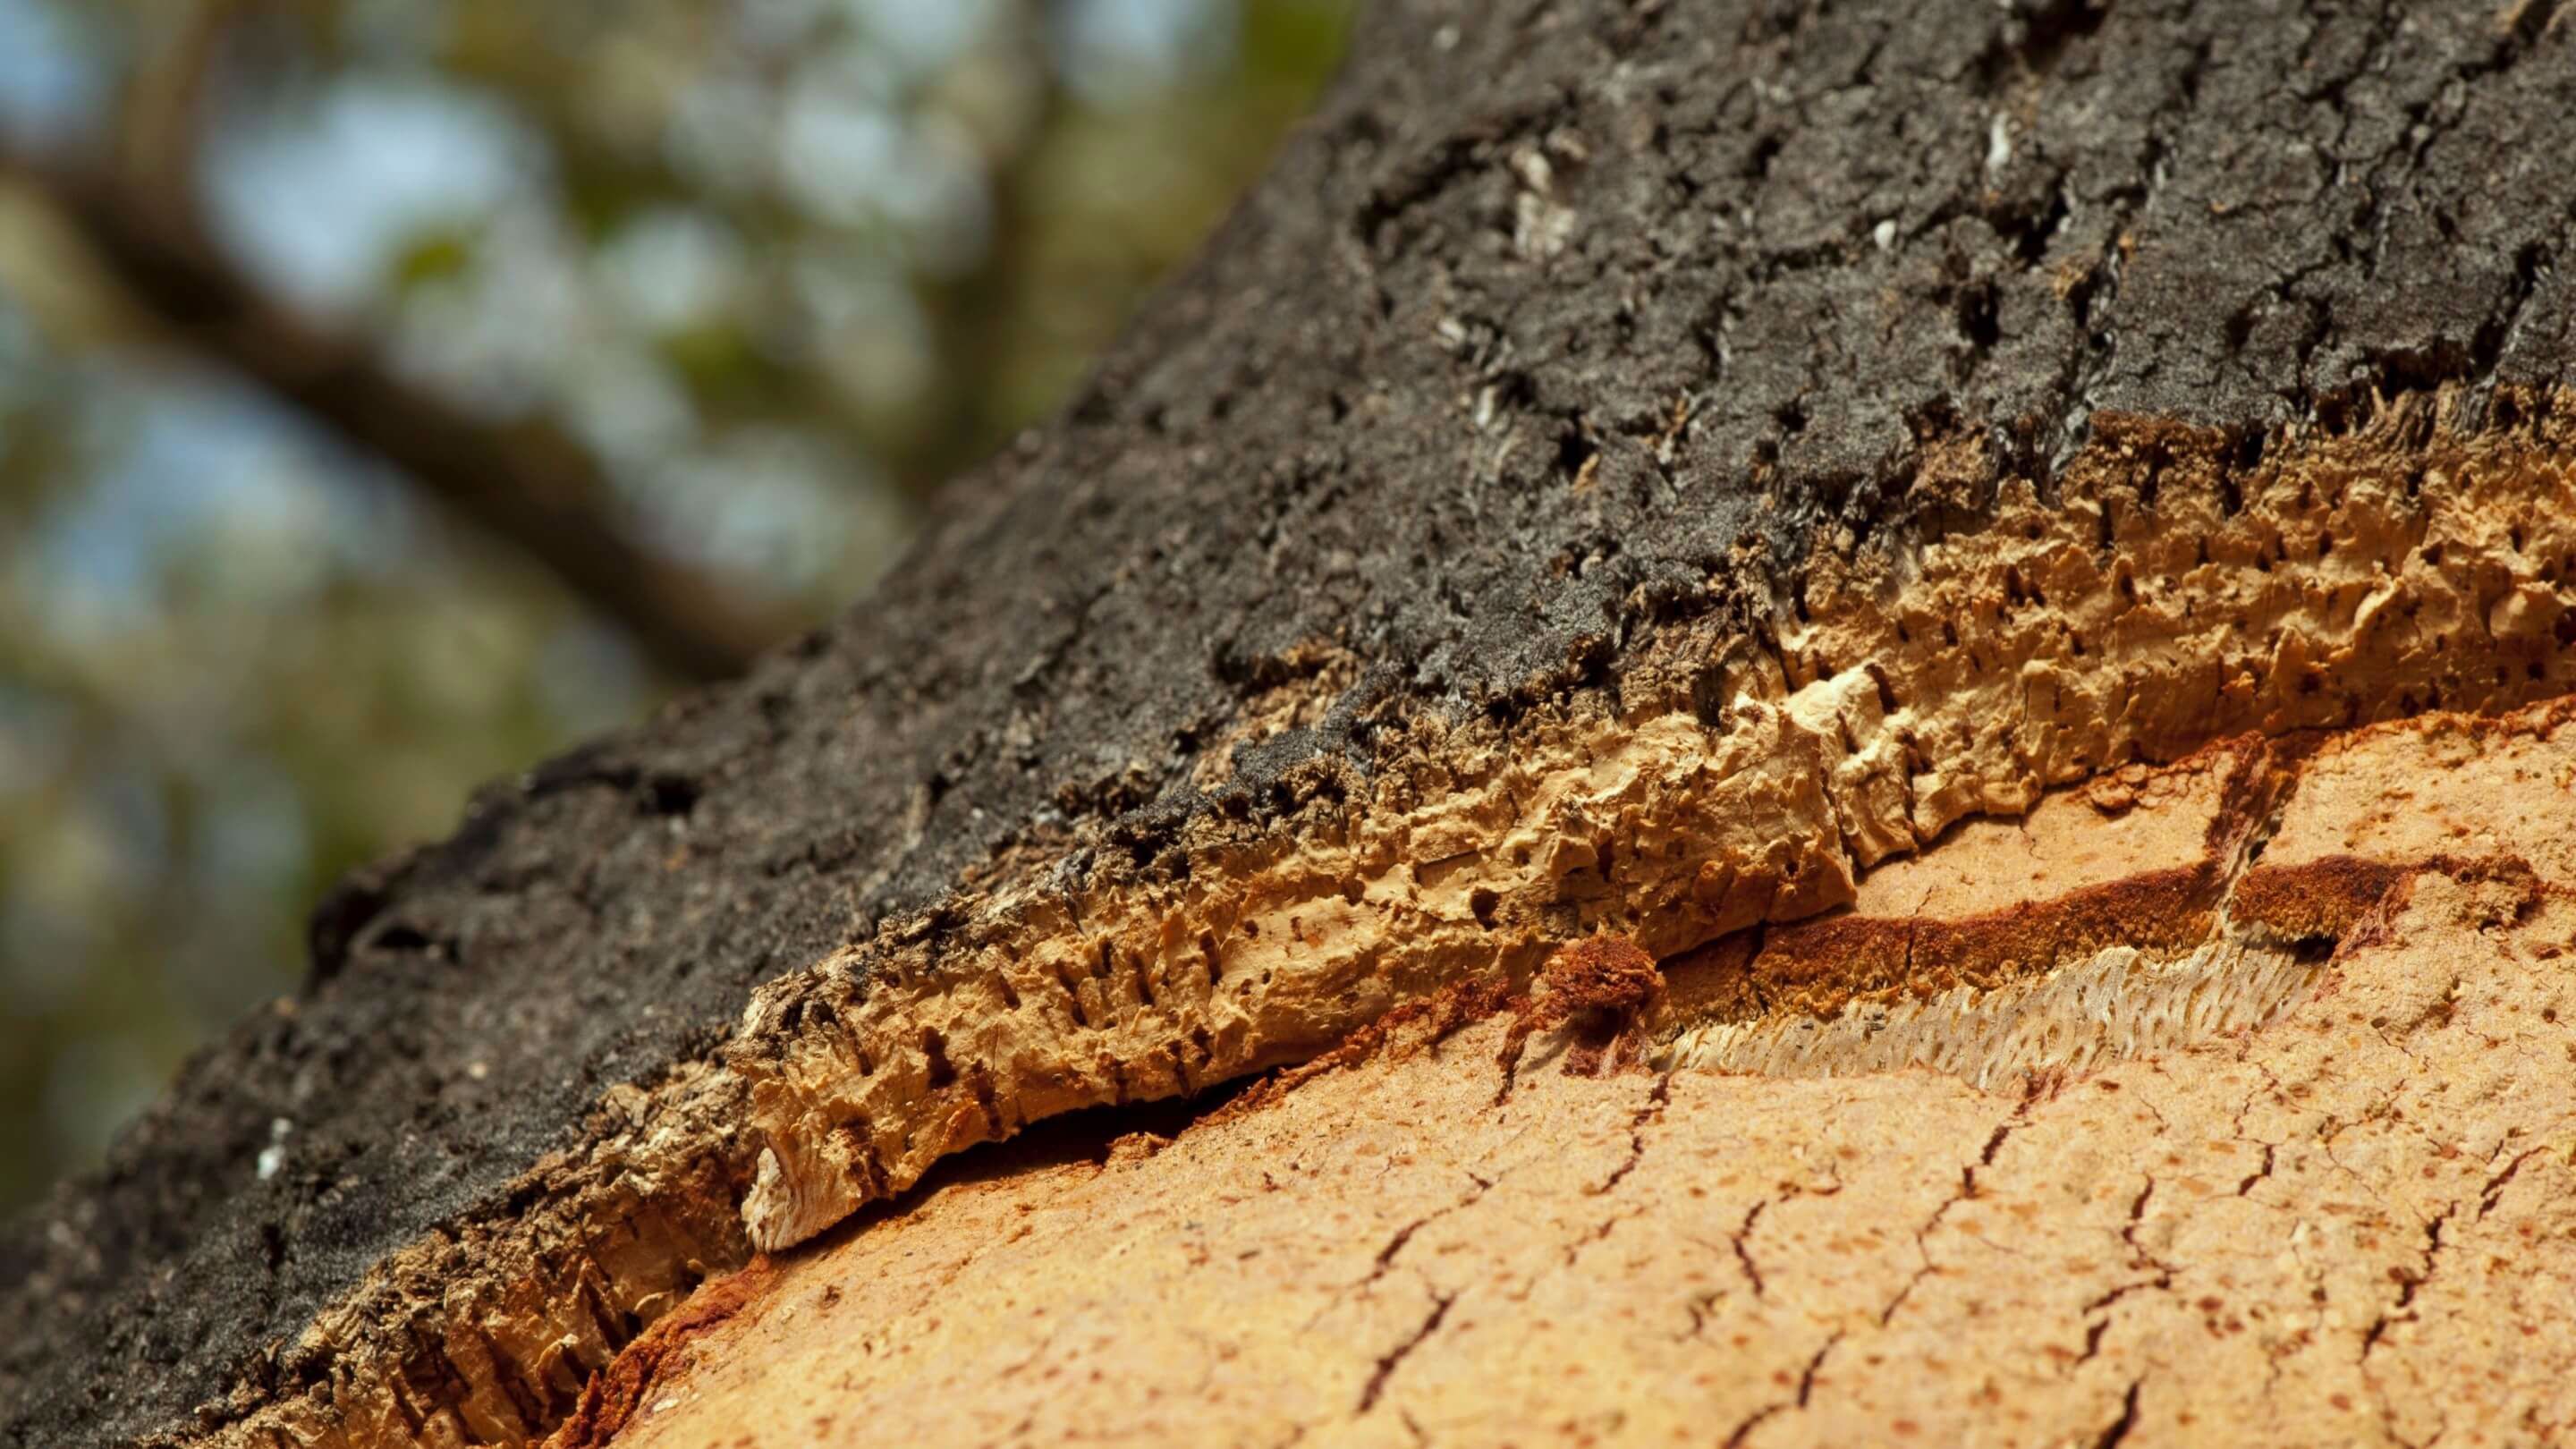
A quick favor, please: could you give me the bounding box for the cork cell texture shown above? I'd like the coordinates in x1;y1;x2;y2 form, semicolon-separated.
7;0;2576;1446
553;701;2576;1449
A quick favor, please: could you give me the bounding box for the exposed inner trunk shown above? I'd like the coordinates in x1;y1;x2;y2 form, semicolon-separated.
535;691;2576;1449
193;403;2576;1449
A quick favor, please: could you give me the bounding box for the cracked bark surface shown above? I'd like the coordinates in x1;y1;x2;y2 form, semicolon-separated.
543;700;2576;1448
7;0;2576;1445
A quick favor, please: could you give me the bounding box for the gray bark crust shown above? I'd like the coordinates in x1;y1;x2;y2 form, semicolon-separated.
7;0;2573;1443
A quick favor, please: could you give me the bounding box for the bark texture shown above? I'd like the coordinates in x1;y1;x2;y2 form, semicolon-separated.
547;699;2576;1448
7;1;2576;1445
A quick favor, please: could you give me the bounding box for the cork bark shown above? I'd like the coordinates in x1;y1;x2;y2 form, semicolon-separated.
7;1;2576;1445
554;703;2576;1449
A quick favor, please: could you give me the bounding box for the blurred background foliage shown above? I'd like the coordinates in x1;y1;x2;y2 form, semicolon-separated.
0;0;1352;1210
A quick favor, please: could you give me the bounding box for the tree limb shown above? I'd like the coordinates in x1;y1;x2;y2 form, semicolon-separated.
4;67;798;683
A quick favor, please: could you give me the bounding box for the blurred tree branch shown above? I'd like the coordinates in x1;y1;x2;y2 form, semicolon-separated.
0;2;798;683
120;0;239;204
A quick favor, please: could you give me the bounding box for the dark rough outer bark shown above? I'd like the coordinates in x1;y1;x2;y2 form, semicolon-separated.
5;0;2572;1444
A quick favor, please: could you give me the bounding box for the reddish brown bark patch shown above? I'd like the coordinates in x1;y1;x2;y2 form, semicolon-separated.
544;1258;777;1449
2236;854;2547;946
1505;936;1667;1081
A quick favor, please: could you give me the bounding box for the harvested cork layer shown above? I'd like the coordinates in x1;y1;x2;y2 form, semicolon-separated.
166;411;2576;1449
733;409;2576;1258
553;697;2576;1448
